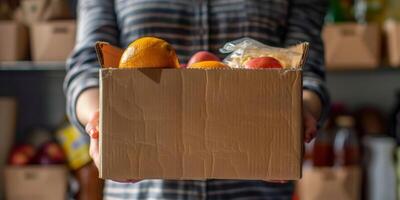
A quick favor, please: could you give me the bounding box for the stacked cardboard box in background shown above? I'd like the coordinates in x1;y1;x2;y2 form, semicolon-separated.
0;21;29;61
5;166;67;200
30;21;76;61
0;0;76;62
21;0;76;62
297;167;362;200
323;23;381;70
384;20;400;68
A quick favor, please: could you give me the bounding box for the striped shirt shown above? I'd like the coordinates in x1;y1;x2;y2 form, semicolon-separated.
64;0;329;199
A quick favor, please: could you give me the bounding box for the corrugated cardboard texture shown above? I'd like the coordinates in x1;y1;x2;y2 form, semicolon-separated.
31;20;76;61
5;166;67;200
0;21;29;61
323;23;381;70
100;68;302;180
298;167;361;200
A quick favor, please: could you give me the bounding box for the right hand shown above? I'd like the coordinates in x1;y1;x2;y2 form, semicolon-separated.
85;110;100;168
85;110;139;183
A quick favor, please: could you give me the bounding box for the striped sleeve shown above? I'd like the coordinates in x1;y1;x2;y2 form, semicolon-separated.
284;0;330;128
63;0;120;135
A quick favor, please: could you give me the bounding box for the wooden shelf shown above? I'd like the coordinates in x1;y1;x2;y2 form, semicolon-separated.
327;67;400;74
0;61;66;71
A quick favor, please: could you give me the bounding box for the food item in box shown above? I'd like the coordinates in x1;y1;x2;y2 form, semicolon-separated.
187;60;228;69
187;51;220;66
220;37;306;69
244;57;283;69
119;36;180;68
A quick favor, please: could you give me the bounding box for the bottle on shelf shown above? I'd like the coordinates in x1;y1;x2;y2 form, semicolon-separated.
355;106;386;137
334;115;361;166
364;136;396;200
390;90;400;144
389;90;400;200
312;129;335;167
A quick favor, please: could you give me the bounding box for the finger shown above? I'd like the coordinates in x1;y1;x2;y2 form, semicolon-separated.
89;137;99;169
304;113;317;143
86;111;100;139
86;124;99;139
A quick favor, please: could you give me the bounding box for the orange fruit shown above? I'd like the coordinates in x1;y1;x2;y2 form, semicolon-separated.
188;61;228;69
119;37;180;68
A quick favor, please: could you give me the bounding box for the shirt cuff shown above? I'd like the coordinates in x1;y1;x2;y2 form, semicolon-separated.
303;77;330;129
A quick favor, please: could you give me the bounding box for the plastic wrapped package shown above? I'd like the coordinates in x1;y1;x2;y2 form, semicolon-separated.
219;37;308;69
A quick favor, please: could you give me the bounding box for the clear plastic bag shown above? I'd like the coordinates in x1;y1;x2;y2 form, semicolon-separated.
219;37;305;69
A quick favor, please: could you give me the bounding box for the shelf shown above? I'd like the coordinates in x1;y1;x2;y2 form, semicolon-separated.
327;67;400;74
0;61;66;71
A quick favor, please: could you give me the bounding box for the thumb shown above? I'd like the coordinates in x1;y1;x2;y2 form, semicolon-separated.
85;111;99;139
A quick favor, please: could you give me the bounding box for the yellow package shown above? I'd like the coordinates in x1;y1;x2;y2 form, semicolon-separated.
56;125;91;170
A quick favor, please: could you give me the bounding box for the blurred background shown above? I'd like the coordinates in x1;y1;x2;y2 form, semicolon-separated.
0;0;400;200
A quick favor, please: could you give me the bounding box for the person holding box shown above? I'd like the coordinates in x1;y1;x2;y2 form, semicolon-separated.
65;0;329;199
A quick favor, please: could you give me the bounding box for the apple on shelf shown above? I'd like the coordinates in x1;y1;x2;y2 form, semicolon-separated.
8;144;36;166
33;141;66;165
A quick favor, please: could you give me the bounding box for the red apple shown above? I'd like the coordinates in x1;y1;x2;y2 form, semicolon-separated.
8;144;36;166
187;51;220;66
244;57;283;69
34;141;66;165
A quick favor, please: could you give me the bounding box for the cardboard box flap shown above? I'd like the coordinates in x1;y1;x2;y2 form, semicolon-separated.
288;42;309;69
95;41;309;69
95;42;123;68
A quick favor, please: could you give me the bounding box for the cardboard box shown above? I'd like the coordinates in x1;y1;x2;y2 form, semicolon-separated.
0;21;29;61
323;23;381;70
0;98;17;200
5;166;67;200
30;20;76;61
297;167;361;200
96;42;308;181
384;20;400;67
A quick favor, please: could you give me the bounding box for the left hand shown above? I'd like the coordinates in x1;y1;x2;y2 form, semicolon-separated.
267;96;317;184
303;106;318;143
302;90;322;143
